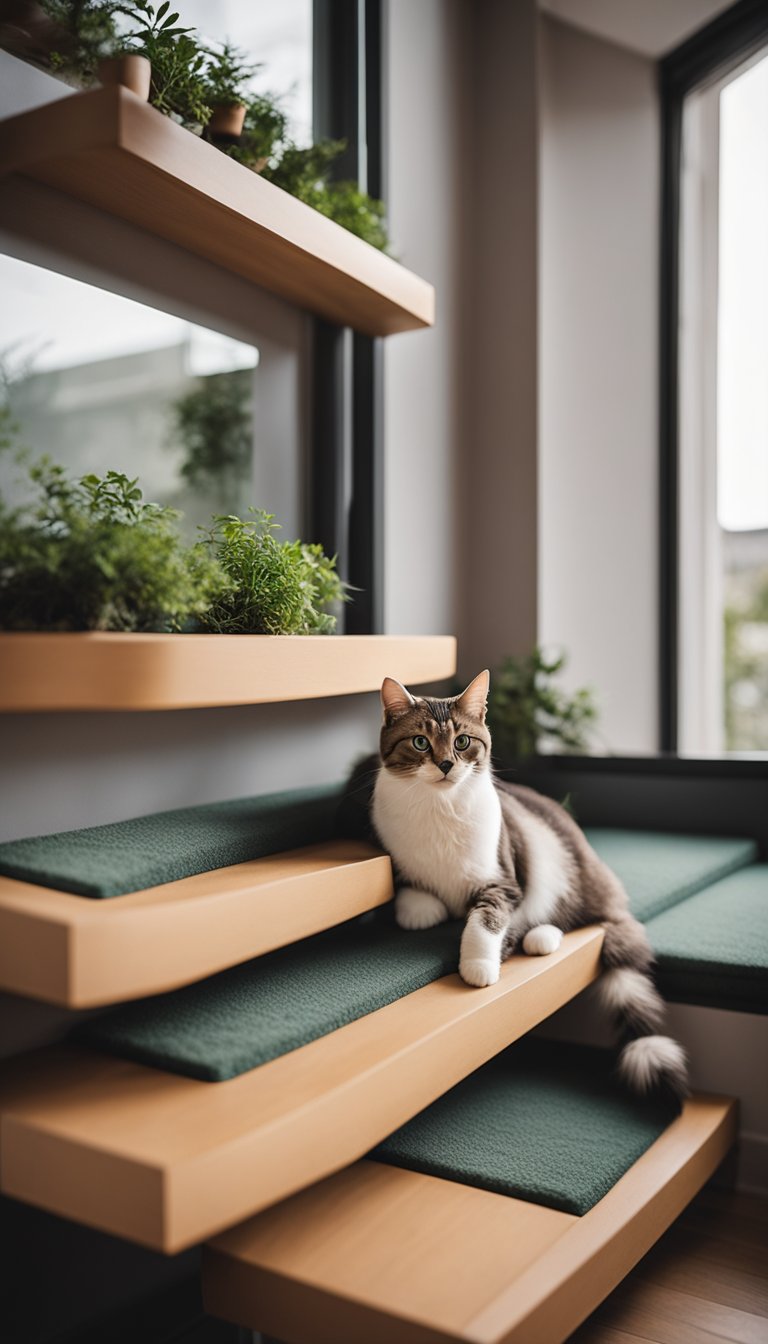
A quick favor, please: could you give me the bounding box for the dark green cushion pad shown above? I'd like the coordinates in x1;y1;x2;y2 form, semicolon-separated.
0;784;344;898
649;865;768;1014
82;909;460;1080
584;829;757;922
372;1039;675;1215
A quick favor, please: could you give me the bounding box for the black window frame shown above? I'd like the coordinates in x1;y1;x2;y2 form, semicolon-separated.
311;0;385;634
658;0;768;752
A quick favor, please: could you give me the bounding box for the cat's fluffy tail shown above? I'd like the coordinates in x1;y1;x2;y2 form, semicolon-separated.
596;914;689;1106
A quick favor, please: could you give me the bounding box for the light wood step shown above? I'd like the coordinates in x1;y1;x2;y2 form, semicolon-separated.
0;927;603;1252
202;1095;737;1344
0;840;391;1007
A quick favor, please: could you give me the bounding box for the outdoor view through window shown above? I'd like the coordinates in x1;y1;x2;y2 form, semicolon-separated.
679;48;768;755
718;51;768;752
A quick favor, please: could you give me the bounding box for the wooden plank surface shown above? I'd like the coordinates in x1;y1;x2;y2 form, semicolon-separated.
0;928;604;1251
0;86;435;337
0;841;392;1007
201;1096;737;1344
0;632;457;711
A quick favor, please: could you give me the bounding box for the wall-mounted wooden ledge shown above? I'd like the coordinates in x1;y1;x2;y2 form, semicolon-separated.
0;632;457;711
203;1098;737;1344
0;86;434;337
0;928;603;1252
0;840;391;1008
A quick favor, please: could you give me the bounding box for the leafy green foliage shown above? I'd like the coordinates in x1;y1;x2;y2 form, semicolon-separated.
0;459;229;632
263;140;390;251
202;39;258;106
39;0;120;81
488;649;597;759
197;511;348;635
171;370;252;493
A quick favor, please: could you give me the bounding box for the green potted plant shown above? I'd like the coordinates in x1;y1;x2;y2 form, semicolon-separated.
36;0;119;85
225;92;288;173
112;1;209;128
487;649;598;760
202;39;258;140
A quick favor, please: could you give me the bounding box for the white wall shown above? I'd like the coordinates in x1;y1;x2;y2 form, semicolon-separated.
383;0;468;641
538;16;660;752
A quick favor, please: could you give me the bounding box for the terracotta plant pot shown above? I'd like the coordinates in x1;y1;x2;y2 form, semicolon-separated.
208;102;247;138
98;54;151;101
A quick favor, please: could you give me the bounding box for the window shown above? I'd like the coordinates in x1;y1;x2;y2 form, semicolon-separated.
677;50;768;754
661;2;768;757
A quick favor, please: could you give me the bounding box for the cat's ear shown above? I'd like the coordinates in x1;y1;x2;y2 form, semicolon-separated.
381;676;416;722
456;669;490;721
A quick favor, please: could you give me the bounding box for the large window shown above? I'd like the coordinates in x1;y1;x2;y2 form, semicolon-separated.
677;48;768;755
662;2;768;758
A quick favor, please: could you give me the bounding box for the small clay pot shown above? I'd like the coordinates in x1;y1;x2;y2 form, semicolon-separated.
98;54;151;101
208;102;247;138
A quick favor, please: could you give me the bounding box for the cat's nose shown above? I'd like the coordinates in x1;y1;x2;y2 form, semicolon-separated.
438;760;453;775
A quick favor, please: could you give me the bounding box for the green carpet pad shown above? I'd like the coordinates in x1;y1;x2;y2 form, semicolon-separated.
648;864;768;1014
0;784;343;898
372;1038;675;1215
81;909;460;1080
584;829;757;922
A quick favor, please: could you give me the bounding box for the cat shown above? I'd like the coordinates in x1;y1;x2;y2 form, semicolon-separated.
368;669;688;1102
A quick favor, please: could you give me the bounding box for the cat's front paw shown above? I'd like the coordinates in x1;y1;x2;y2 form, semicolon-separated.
459;957;500;988
395;887;448;930
522;925;563;956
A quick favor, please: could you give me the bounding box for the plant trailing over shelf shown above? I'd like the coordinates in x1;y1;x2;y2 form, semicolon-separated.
0;459;228;632
262;140;390;251
488;648;598;759
197;511;348;636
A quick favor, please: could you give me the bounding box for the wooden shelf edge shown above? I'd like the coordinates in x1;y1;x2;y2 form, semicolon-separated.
0;632;457;711
0;841;392;1008
0;928;604;1251
201;1096;738;1344
0;86;435;337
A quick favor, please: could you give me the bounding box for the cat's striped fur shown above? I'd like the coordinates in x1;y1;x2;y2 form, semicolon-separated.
370;670;688;1103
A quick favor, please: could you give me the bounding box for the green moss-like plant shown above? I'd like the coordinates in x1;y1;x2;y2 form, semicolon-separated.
0;459;229;631
488;649;598;759
197;510;348;635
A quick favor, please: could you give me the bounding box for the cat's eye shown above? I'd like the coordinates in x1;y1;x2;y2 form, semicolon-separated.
412;735;430;752
455;734;471;750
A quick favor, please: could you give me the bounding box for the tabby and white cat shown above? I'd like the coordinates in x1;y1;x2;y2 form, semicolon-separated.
371;670;688;1101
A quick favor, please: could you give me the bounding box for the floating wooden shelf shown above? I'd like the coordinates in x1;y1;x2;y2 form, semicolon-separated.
0;928;603;1252
0;632;456;711
0;840;391;1008
0;86;434;336
203;1097;737;1344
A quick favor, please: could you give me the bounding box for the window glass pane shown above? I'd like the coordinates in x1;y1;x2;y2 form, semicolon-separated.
0;253;259;534
718;53;768;751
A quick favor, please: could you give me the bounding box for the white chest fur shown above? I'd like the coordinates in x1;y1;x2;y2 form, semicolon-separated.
372;768;502;917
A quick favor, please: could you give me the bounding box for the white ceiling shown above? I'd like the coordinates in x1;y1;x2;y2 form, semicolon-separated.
538;0;737;58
